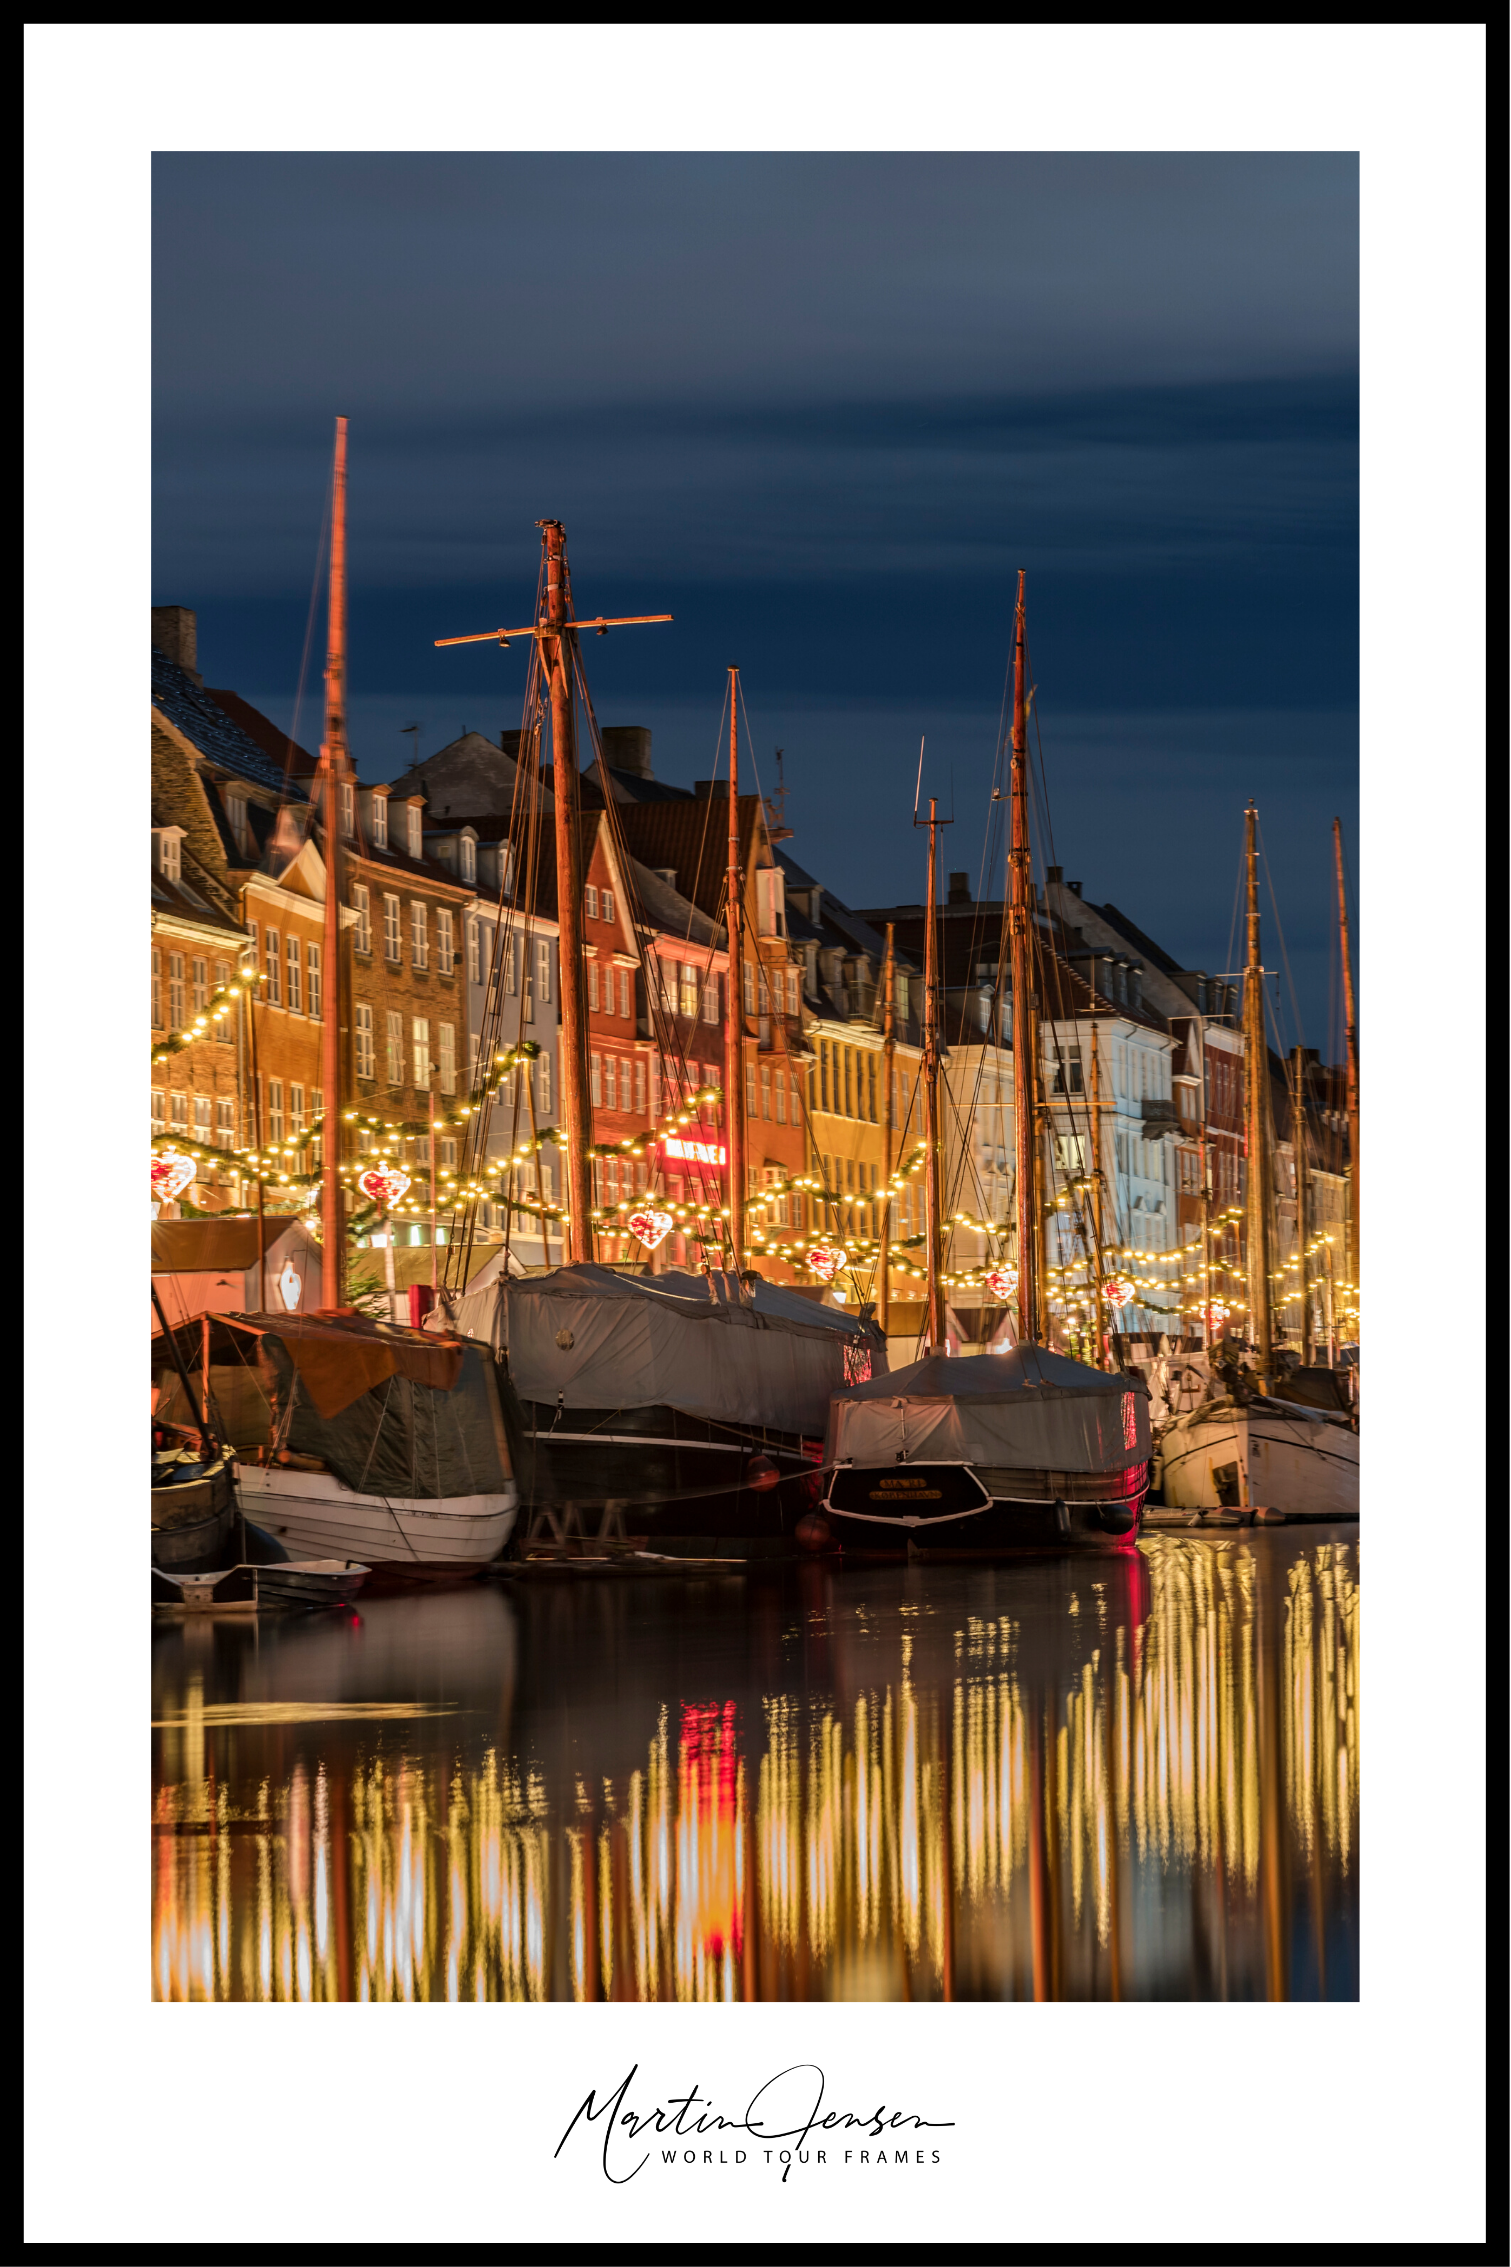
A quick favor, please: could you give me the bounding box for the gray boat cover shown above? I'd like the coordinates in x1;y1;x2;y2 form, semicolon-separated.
261;1333;512;1501
447;1264;877;1434
825;1345;1150;1471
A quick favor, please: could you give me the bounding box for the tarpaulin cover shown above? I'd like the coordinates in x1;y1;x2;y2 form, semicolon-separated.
151;1218;267;1273
825;1345;1150;1472
450;1264;877;1435
245;1313;461;1418
260;1332;509;1500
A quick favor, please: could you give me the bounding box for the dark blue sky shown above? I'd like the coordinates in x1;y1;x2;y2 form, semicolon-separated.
153;152;1358;1049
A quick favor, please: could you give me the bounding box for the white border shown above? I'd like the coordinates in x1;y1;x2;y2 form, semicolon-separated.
24;23;1485;2249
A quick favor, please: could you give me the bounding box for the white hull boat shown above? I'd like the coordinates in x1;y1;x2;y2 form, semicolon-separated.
1159;1395;1358;1520
237;1463;517;1572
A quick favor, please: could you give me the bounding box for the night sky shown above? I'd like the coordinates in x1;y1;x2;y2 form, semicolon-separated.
153;153;1357;1048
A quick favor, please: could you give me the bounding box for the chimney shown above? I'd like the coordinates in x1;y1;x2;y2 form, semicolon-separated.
500;729;524;760
1046;863;1063;885
152;606;201;685
694;779;726;799
947;871;971;904
600;725;653;780
1069;880;1082;896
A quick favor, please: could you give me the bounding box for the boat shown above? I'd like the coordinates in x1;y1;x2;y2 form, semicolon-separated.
151;1279;242;1572
151;1559;369;1613
431;531;879;1550
1151;807;1358;1522
157;1308;518;1574
818;572;1150;1553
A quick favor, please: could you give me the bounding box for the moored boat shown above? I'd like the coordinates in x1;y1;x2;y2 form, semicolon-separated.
151;1438;240;1571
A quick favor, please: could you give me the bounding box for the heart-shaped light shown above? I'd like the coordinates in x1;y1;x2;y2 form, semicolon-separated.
358;1163;412;1210
805;1243;847;1284
984;1265;1018;1300
1203;1301;1230;1329
1104;1276;1136;1308
628;1206;674;1251
151;1152;196;1202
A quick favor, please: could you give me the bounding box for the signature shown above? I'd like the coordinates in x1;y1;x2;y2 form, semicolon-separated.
555;2064;954;2184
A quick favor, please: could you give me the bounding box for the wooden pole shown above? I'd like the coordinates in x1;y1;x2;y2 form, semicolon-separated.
1291;1045;1312;1362
1199;1023;1212;1352
1008;571;1040;1344
1242;803;1273;1378
541;521;593;1264
429;1084;439;1290
921;803;946;1354
725;667;746;1274
1332;818;1359;1311
319;415;349;1311
1090;1019;1107;1366
877;923;897;1332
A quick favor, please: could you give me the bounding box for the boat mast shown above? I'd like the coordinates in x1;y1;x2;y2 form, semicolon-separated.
1008;570;1040;1345
1090;1017;1106;1365
725;666;745;1274
1333;816;1359;1308
921;800;946;1352
540;521;593;1264
876;921;897;1332
318;414;350;1311
1291;1044;1313;1361
1242;802;1273;1377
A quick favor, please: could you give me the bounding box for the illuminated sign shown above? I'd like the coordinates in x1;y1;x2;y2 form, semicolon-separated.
661;1131;726;1167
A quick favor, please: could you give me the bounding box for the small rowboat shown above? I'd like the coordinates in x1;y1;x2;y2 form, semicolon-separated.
151;1560;369;1614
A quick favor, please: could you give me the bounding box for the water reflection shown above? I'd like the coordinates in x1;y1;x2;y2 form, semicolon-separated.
151;1535;1358;2001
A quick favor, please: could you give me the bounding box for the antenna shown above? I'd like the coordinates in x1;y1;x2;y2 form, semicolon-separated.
912;734;926;823
401;721;422;770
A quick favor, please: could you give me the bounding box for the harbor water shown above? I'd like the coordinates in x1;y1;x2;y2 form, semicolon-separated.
151;1530;1359;2001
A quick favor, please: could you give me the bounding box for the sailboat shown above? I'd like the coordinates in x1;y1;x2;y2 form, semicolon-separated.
821;575;1151;1552
433;533;879;1550
1156;806;1359;1523
203;418;520;1574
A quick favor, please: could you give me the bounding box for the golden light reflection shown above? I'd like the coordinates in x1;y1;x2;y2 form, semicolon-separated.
152;1539;1359;2001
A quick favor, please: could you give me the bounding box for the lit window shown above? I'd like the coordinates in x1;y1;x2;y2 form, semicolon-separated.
407;805;423;859
680;965;698;1019
286;935;302;1014
355;1003;375;1081
437;908;454;974
383;895;401;963
306;941;321;1021
412;1016;431;1089
372;796;388;850
438;1023;456;1096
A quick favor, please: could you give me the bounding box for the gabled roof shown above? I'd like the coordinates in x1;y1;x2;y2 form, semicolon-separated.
627;856;722;949
614;795;767;926
150;863;249;938
152;648;305;799
1088;901;1186;977
204;688;321;781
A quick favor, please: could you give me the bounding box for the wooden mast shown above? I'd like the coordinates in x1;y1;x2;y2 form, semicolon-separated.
921;801;946;1353
540;521;593;1264
318;414;350;1311
1242;802;1273;1378
1090;1017;1106;1366
876;922;897;1333
1008;571;1040;1344
1332;817;1359;1308
1291;1044;1313;1361
725;667;746;1274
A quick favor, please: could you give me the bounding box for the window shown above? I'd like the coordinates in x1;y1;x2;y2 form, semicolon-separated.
467;919;481;983
386;1011;404;1086
634;1058;646;1115
602;888;614;926
819;1043;830;1113
460;836;476;885
537;1051;551;1115
188;957;207;1013
591;1054;602;1106
743;962;756;1015
289;1084;305;1134
896;974;910;1022
350;884;371;956
675;964;694;1019
604;1056;616;1109
867;1054;878;1122
619;968;631;1020
305;940;321;1022
585;884;600;920
268;1079;284;1143
193;1095;211;1142
412;1017;431;1088
169;953;186;1028
213;960;232;1038
503;936;516;994
747;1064;758;1120
411;902;428;970
702;976;718;1024
170;1091;189;1130
372;796;388;850
151;951;163;1028
589;962;600;1012
215;1098;234;1149
407;802;423;861
285;936;302;1014
536;940;552;1004
776;1072;787;1125
339;780;355;838
383;894;401;963
437;908;454;974
785;969;799;1017
757;966;770;1019
438;1023;456;1096
158;831;181;882
356;1004;375;1080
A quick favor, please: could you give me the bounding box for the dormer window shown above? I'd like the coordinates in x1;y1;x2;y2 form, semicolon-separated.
157;829;182;883
407;804;423;859
223;793;252;858
371;795;388;850
460;834;476;885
